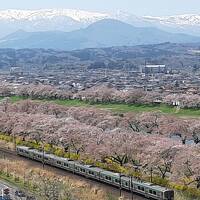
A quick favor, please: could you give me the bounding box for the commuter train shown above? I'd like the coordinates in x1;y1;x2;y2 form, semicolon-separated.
16;146;174;200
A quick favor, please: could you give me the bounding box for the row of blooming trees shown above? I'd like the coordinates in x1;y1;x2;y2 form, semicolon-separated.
1;83;200;108
0;99;200;186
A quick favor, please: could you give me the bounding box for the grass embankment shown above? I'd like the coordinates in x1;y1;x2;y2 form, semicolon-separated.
0;175;194;200
0;165;38;199
0;157;115;200
0;173;27;192
8;96;200;117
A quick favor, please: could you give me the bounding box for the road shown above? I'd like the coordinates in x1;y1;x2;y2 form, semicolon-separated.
0;148;147;200
0;180;29;200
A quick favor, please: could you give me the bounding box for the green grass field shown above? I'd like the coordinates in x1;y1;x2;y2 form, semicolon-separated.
6;96;200;117
10;96;28;102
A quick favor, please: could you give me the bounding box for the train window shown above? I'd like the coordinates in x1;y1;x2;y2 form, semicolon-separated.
106;176;111;181
138;186;144;191
89;171;94;175
125;182;129;186
115;179;120;183
57;161;62;165
153;191;157;195
80;168;85;172
64;163;69;167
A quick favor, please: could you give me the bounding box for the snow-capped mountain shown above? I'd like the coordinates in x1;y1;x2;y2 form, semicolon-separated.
143;14;200;36
1;9;200;38
144;14;200;26
0;9;111;38
0;9;109;23
0;9;154;38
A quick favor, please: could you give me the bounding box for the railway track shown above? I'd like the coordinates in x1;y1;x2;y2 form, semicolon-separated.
0;146;147;200
0;146;17;155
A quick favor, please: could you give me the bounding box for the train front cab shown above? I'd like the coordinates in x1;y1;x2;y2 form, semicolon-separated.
16;146;30;157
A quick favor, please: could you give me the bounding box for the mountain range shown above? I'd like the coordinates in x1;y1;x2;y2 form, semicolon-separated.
1;9;200;50
1;19;200;50
1;9;200;36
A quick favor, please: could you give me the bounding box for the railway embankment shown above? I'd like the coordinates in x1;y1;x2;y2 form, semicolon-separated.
0;140;198;200
0;144;146;200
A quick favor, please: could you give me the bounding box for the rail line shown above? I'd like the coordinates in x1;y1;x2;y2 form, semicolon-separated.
0;146;147;200
0;147;17;155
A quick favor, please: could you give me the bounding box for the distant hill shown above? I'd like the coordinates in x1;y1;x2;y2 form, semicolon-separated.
0;19;200;50
0;42;200;71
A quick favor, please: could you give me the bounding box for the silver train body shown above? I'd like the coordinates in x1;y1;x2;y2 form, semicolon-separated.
16;146;174;200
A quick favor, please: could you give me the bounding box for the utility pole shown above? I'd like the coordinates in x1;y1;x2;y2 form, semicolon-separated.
13;134;16;151
42;142;45;169
23;171;26;186
6;163;8;177
119;173;122;197
73;163;75;174
131;176;134;200
150;167;153;183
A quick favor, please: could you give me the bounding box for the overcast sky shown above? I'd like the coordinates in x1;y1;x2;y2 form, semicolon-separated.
1;0;200;16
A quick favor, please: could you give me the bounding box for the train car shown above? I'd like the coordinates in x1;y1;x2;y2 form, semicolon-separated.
16;146;174;200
